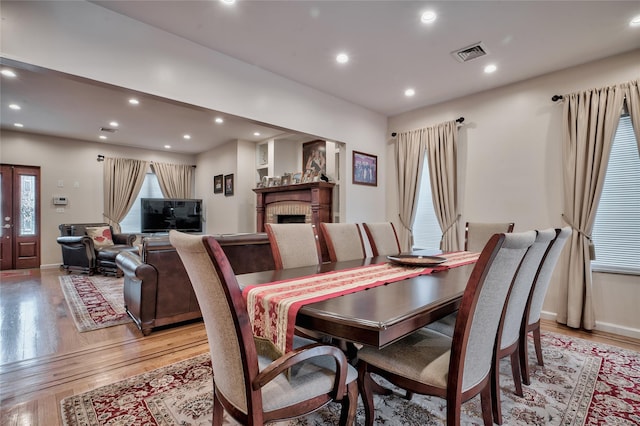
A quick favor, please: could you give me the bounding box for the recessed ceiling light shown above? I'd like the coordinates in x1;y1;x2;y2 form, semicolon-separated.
421;11;437;24
1;69;17;78
128;98;139;105
9;103;21;110
99;135;107;140
631;15;640;26
484;64;497;74
336;53;349;64
164;145;172;149
183;134;191;140
14;123;23;128
220;0;236;4
215;117;224;124
404;88;415;97
254;132;261;136
109;121;119;127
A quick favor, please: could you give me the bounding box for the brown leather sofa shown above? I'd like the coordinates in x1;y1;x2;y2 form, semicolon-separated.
116;233;274;335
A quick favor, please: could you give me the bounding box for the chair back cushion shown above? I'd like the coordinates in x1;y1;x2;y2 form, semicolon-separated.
456;230;535;391
527;226;571;325
320;223;366;262
465;222;515;252
169;231;252;414
362;222;401;256
265;223;321;269
499;228;556;350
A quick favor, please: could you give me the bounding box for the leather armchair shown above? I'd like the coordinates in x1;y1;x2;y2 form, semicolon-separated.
57;223;137;276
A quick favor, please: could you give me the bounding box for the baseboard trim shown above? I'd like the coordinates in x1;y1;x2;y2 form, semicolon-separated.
540;310;640;340
40;263;62;270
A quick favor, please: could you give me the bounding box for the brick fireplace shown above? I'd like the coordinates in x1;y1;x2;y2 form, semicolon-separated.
254;182;334;262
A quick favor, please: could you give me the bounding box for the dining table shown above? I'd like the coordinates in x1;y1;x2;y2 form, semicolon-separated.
236;250;477;350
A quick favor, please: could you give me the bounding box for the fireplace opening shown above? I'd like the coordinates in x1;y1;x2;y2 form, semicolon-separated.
277;214;306;224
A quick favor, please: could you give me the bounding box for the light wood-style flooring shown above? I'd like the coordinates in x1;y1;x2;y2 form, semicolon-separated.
0;268;638;425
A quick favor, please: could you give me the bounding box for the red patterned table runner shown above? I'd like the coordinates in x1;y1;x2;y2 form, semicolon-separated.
242;251;479;355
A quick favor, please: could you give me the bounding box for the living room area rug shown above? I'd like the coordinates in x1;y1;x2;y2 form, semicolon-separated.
60;332;640;425
60;275;132;332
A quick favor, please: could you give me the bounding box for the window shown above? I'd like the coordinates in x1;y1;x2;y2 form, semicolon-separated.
591;115;640;275
412;156;442;250
119;173;164;233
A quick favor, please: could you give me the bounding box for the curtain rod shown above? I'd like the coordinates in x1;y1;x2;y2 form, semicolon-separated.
390;116;465;138
551;95;564;102
96;155;195;167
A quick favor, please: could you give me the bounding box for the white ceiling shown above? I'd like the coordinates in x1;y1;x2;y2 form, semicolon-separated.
2;1;639;153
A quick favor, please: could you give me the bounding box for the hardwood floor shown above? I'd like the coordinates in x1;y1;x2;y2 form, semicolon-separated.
0;268;638;425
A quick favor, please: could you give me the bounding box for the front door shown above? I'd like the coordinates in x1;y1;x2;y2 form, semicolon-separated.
0;165;41;270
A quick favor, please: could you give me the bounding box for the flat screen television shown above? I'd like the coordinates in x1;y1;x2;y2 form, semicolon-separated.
140;198;203;233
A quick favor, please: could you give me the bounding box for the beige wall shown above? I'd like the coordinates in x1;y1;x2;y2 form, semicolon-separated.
0;130;196;267
387;50;640;338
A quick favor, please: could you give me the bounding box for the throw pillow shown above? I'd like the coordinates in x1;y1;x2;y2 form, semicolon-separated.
86;226;114;247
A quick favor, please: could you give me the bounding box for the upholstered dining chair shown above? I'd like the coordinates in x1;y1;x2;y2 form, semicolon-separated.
319;222;366;262
265;223;322;269
357;231;536;426
169;230;358;426
520;226;571;385
465;222;515;252
361;222;401;256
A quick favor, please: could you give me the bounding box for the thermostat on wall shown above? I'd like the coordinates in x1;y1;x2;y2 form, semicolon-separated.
53;196;68;205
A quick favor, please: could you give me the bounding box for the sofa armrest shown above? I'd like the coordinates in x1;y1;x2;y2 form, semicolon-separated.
117;251;159;335
113;232;136;246
57;235;93;246
57;235;96;272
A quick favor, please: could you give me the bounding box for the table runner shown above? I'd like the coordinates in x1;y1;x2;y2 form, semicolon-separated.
242;251;479;355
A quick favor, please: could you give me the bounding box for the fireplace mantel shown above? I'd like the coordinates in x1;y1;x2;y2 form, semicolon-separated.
254;182;334;261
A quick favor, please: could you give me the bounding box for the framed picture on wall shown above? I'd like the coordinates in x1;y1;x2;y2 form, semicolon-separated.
302;140;327;175
224;174;234;196
214;174;223;194
352;150;377;186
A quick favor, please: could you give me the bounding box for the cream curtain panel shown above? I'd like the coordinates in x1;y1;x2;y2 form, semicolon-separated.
559;82;628;330
103;157;149;233
151;162;195;199
395;120;460;252
622;80;640;148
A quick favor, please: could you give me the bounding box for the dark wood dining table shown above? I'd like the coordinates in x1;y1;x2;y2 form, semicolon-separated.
236;252;475;349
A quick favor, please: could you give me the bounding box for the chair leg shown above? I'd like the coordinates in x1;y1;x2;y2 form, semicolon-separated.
519;332;532;386
491;354;503;425
480;382;493;426
510;348;523;397
339;381;358;426
357;362;376;426
532;323;544;366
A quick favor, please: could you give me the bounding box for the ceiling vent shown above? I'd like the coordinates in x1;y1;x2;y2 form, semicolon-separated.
100;127;118;133
451;42;488;63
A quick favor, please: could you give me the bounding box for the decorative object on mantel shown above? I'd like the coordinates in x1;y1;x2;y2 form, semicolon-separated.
213;174;223;194
353;150;378;186
59;275;131;332
223;174;234;196
60;331;640;425
302;140;327;175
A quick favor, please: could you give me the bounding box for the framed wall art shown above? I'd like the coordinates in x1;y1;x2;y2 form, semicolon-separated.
302;140;327;175
224;174;234;196
352;150;377;186
214;174;223;194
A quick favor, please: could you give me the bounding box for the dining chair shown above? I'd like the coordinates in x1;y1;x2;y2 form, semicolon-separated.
361;222;401;256
357;230;536;426
319;222;366;262
465;221;515;252
490;228;556;424
169;230;358;426
519;226;571;385
265;223;322;269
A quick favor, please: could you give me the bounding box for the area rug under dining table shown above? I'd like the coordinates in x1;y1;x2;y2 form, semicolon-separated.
60;331;640;425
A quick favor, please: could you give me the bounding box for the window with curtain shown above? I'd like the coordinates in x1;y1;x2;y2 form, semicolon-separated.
120;173;164;233
412;155;442;250
591;114;640;275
